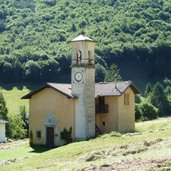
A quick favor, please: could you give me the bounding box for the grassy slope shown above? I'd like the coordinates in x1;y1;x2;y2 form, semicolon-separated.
0;84;40;115
0;86;29;114
0;118;171;170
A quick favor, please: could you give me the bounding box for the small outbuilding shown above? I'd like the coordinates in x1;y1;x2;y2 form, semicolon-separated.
0;119;8;143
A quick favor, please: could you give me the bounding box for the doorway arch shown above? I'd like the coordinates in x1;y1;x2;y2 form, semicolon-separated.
44;113;56;146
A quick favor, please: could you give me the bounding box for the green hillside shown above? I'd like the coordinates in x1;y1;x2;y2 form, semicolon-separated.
0;0;171;89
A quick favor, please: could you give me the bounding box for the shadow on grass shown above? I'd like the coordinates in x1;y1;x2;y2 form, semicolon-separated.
30;145;55;153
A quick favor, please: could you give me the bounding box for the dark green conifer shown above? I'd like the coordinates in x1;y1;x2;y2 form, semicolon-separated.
150;82;171;116
0;92;8;120
105;64;122;82
144;82;152;97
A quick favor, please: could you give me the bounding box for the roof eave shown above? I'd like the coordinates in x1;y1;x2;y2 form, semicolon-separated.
122;81;140;95
21;85;47;99
68;40;96;44
21;83;76;100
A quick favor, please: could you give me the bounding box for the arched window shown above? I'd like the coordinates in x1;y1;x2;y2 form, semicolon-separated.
76;50;82;64
44;113;56;127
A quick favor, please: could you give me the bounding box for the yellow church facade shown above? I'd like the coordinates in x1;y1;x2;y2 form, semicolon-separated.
22;35;139;146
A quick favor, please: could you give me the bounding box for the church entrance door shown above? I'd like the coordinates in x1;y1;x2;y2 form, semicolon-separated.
46;127;54;146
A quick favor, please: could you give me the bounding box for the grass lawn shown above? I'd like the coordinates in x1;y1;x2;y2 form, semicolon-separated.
0;86;29;114
0;117;171;171
0;84;40;115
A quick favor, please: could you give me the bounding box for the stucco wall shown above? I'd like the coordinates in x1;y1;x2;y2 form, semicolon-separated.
96;87;135;134
96;96;118;134
29;88;75;146
0;123;6;142
118;87;135;133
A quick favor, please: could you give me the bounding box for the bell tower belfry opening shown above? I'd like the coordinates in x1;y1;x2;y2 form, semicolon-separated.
69;34;96;140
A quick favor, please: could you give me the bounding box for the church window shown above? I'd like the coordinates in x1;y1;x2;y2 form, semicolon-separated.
124;94;129;105
36;131;41;138
76;50;82;64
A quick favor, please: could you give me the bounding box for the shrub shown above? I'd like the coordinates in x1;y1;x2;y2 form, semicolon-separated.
140;102;158;120
60;127;72;144
7;114;27;139
135;104;143;121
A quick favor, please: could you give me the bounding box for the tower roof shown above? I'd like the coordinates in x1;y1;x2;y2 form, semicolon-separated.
69;34;95;43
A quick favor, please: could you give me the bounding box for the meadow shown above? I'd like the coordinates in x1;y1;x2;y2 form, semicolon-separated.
0;117;171;171
0;84;40;115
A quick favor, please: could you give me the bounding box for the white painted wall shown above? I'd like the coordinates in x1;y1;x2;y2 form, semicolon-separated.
0;123;6;142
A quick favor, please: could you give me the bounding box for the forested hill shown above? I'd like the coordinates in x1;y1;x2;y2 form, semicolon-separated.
0;0;171;89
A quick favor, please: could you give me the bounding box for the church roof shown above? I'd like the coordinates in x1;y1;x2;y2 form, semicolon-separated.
22;83;75;99
22;81;139;99
95;81;139;97
69;34;95;42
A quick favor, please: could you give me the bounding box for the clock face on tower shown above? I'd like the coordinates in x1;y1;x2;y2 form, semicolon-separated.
74;72;83;82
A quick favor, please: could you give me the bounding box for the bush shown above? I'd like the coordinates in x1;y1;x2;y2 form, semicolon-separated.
135;104;142;121
140;102;158;120
60;127;72;144
7;114;27;139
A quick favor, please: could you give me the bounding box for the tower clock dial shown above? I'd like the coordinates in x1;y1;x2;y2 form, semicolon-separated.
74;72;83;82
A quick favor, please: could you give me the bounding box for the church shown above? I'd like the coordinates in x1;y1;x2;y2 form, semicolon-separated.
22;35;139;146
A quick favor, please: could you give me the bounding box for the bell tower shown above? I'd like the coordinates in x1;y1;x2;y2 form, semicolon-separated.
69;34;96;140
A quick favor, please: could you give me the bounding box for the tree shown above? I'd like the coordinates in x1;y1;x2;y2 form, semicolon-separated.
165;86;171;96
2;61;12;82
144;82;152;97
0;92;8;120
105;64;122;82
70;23;76;32
24;60;40;82
95;63;106;82
135;104;142;121
20;105;29;137
150;82;171;116
140;102;158;120
7;114;26;139
13;58;23;82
